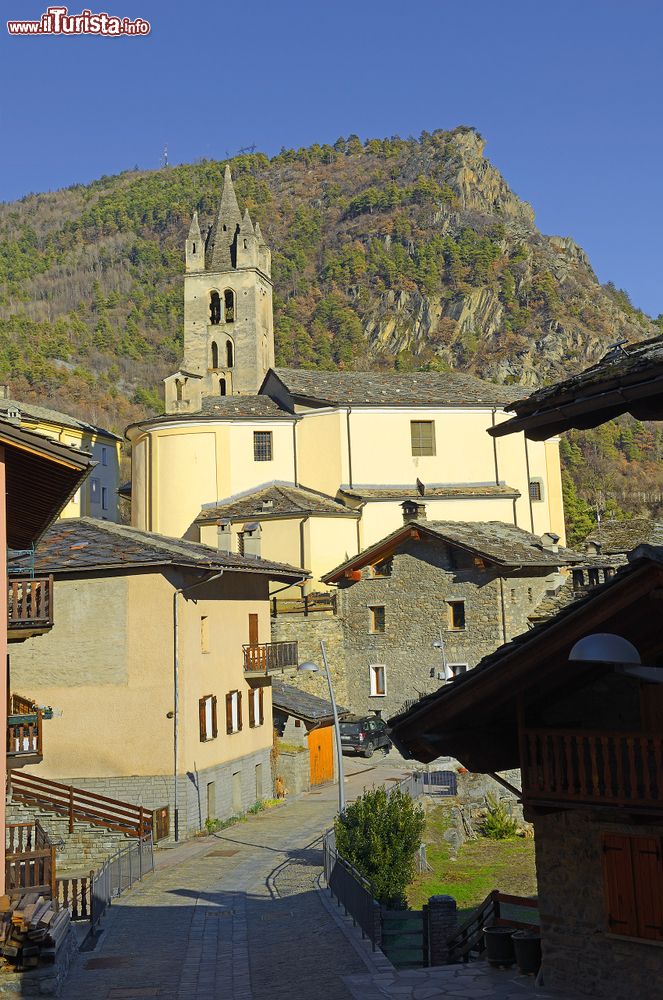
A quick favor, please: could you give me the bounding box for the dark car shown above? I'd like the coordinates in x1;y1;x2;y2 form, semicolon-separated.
339;715;391;758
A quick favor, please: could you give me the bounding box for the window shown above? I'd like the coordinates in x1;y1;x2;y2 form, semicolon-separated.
101;446;108;467
372;557;393;578
199;695;218;742
226;339;234;368
603;834;663;942
176;379;183;402
529;479;543;501
411;420;436;457
219;377;226;396
224;289;235;323
369;606;386;633
210;291;221;325
238;532;245;556
248;687;264;728
448;600;466;631
226;690;242;734
369;665;386;697
449;663;468;678
101;486;109;511
200;615;210;653
253;431;273;462
90;477;100;504
211;341;219;369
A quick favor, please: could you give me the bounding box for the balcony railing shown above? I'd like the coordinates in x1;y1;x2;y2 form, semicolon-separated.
243;640;298;674
7;694;43;764
5;818;56;899
8;576;54;633
522;727;663;810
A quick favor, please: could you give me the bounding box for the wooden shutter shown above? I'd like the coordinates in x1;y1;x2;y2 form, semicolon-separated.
226;693;233;734
248;614;259;645
211;696;218;739
237;691;243;731
603;834;638;937
199;697;207;742
632;837;663;941
249;689;255;728
259;687;264;726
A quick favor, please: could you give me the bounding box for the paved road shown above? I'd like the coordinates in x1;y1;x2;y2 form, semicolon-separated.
64;754;404;1000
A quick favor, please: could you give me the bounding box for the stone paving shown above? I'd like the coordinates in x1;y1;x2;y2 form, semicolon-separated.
343;964;580;1000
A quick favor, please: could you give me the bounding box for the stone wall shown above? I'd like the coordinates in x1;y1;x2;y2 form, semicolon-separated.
63;745;271;841
534;810;663;999
275;748;310;797
335;537;553;720
271;612;348;705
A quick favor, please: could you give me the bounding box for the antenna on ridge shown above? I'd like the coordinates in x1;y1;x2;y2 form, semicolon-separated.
162;144;169;169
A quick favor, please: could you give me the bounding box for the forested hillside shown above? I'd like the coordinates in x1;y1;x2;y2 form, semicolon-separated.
1;127;662;534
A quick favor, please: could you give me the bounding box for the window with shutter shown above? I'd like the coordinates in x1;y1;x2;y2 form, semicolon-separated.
226;693;233;734
603;834;663;941
259;687;264;726
237;691;243;731
199;697;207;742
410;421;436;456
211;696;218;739
199;695;215;742
249;689;255;728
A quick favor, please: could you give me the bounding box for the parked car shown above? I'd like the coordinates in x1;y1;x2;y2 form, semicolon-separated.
339;715;391;757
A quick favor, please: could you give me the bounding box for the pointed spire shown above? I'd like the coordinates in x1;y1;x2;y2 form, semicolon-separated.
254;220;265;244
240;207;255;235
207;166;243;270
188;210;202;241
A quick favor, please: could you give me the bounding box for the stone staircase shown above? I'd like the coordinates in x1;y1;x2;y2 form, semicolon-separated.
6;798;132;875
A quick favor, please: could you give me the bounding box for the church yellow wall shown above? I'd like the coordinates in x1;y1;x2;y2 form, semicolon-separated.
358;497;519;550
11;570;273;780
295;410;348;497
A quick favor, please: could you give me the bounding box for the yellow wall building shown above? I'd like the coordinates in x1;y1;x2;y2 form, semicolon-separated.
126;170;566;595
8;518;304;838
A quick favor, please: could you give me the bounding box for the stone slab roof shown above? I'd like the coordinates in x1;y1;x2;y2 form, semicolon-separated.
268;368;527;408
197;483;359;523
0;397;120;440
8;517;307;581
323;519;581;582
339;484;521;501
126;395;293;435
489;334;663;440
271;679;349;723
584;518;663;555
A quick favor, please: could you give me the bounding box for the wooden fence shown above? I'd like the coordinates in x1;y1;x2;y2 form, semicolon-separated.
5;820;56;900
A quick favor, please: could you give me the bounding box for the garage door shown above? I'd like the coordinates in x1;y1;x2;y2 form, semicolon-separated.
308;725;333;785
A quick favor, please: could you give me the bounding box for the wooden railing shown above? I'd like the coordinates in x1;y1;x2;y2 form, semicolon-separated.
243;640;298;674
7;576;53;630
446;890;539;963
272;593;337;617
7;709;42;760
5;819;56;899
522;727;663;809
9;771;152;838
57;873;93;921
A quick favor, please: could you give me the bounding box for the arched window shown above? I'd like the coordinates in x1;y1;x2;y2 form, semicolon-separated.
226;340;234;368
210;291;221;325
211;341;219;369
224;289;235;323
192;242;196;254
175;379;183;402
219;378;227;396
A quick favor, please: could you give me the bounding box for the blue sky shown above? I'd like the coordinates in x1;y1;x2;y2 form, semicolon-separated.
2;0;662;315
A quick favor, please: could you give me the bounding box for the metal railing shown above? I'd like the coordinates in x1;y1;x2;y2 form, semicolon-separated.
60;835;154;930
271;593;337;617
386;772;426;800
322;829;381;949
243;640;299;674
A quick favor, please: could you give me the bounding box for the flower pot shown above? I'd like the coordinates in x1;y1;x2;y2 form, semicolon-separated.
513;930;541;975
483;925;516;966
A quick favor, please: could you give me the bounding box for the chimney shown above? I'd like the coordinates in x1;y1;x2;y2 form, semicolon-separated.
242;522;262;558
541;531;560;554
401;500;426;523
216;520;232;553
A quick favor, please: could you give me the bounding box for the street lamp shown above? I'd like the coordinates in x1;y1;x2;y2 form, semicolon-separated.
433;629;449;683
298;639;346;814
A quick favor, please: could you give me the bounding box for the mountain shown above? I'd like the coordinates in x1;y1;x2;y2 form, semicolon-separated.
1;127;661;533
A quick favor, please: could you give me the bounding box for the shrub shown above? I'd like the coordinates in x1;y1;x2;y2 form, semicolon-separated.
479;795;519;840
334;786;425;909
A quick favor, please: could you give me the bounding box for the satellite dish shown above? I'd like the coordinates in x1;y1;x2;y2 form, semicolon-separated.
569;633;641;665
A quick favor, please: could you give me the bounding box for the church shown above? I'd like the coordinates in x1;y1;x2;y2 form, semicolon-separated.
126;168;566;593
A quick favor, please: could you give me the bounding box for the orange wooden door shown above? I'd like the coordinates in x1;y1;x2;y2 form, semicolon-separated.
248;614;259;645
308;725;334;785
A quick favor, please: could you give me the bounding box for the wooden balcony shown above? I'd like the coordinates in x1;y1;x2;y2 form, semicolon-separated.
522;727;663;812
8;576;54;640
243;640;298;674
5;819;56;899
7;695;43;768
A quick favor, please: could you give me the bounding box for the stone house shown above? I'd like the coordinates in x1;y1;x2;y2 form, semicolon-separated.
8;517;305;839
271;679;347;795
320;502;579;721
389;544;663;1000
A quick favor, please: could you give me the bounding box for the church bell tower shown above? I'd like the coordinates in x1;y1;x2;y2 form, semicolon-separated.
165;166;274;413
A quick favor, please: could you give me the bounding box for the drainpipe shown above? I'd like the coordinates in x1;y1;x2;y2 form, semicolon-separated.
345;407;353;489
498;578;508;645
173;569;225;842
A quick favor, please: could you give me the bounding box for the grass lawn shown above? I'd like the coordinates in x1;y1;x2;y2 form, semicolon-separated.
407;803;537;915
